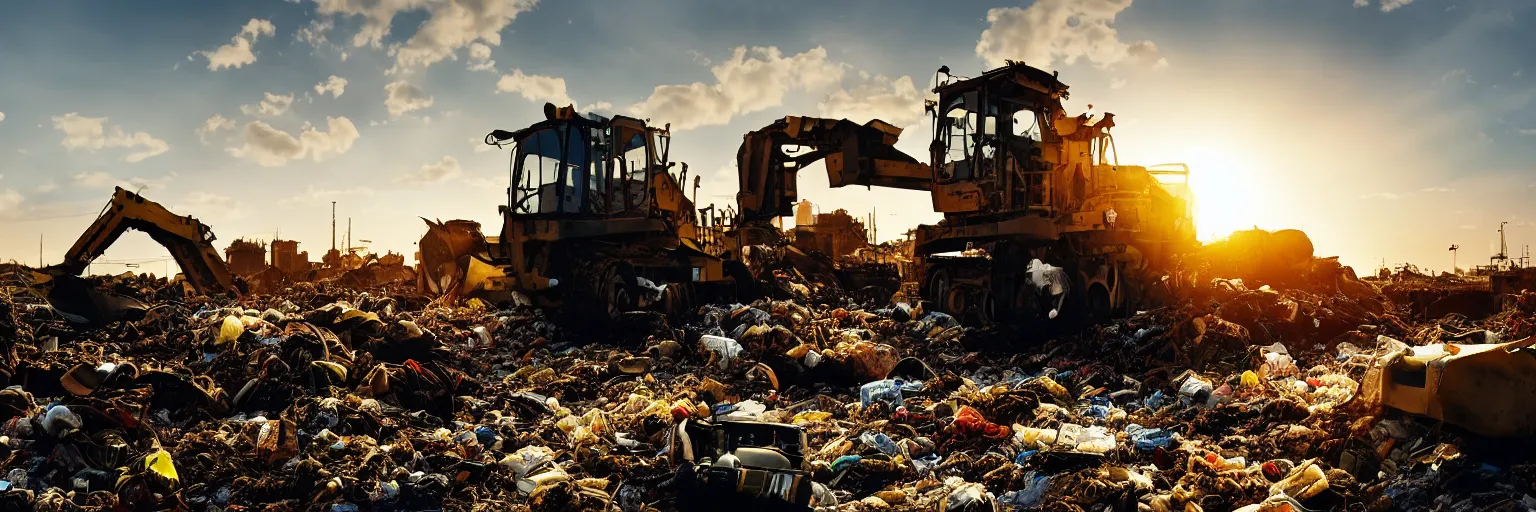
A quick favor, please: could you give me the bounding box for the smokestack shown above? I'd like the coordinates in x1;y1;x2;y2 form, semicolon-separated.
331;201;337;252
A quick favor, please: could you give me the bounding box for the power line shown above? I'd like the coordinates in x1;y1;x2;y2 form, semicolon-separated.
0;211;100;222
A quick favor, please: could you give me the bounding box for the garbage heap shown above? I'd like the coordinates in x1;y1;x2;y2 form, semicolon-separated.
0;265;1534;512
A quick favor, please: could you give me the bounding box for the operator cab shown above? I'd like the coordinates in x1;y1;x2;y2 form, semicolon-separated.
928;63;1067;215
495;105;671;219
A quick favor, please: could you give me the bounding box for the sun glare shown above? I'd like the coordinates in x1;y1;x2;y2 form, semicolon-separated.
1182;146;1259;242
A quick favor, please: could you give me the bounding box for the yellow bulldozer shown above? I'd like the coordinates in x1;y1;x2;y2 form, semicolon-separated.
722;62;1204;323
418;105;754;319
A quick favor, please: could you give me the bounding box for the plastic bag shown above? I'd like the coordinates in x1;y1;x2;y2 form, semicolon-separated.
700;335;743;370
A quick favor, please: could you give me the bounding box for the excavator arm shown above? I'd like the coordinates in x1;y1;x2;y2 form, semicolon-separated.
54;187;242;296
735;116;931;225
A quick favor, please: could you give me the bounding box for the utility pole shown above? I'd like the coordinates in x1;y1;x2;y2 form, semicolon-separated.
331;201;337;252
1448;244;1459;274
346;218;352;254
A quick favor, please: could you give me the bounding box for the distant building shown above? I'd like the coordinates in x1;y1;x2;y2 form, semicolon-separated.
224;239;267;277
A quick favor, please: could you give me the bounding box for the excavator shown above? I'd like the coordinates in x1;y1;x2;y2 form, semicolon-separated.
727;62;1203;323
46;186;243;297
417;105;753;319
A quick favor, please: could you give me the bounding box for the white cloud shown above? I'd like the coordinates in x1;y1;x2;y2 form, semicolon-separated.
496;69;574;106
1518;128;1536;135
1421;187;1455;193
1440;69;1474;85
36;181;57;193
227;117;360;167
72;172;116;188
279;185;376;208
399;155;462;184
315;75;349;98
629;46;846;130
1355;0;1415;12
197;114;237;143
0;189;21;217
197;18;276;71
70;172;175;192
817;75;925;127
297;18;333;48
0;112;6;122
176;192;247;220
51;113;170;163
585;101;614;114
468;42;496;72
473;138;496;152
240;92;296;116
1110;78;1128;89
976;0;1166;70
384;80;434;117
312;0;537;73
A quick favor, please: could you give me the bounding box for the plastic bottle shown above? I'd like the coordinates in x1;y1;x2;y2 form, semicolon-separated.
859;431;902;456
1178;375;1214;408
860;379;904;409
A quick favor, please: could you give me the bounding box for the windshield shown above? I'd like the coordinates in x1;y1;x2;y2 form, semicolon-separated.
510;123;592;215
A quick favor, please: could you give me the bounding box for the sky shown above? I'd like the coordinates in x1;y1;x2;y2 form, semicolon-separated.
0;0;1533;277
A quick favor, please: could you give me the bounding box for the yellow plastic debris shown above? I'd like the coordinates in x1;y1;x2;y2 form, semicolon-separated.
217;315;244;345
145;448;179;487
1241;370;1261;389
1038;376;1070;399
792;411;833;425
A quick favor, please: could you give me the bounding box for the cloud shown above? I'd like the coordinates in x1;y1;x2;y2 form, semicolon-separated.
1359;192;1401;200
0;112;5;122
817;75;926;127
51;113;170;163
398;155;462;184
0;188;20;214
1439;69;1474;85
36;181;57;193
629;46;846;130
197;18;276;71
176;192;247;220
72;172;116;188
496;69;575;106
311;0;538;73
297;18;333;48
976;0;1167;69
279;185;375;208
468;42;496;72
1110;78;1128;89
315;75;348;98
197;114;237;143
1421;187;1454;193
240;92;296;116
1354;0;1414;12
1518;128;1536;135
71;172;175;192
226;117;360;167
384;80;434;117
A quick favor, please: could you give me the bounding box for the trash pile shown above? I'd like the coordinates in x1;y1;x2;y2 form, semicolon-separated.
0;263;1534;511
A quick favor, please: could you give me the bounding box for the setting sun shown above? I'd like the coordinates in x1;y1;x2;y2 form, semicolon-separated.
1181;145;1259;242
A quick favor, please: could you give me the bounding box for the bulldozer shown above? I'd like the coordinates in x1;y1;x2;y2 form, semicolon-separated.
418;104;753;320
725;62;1202;323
